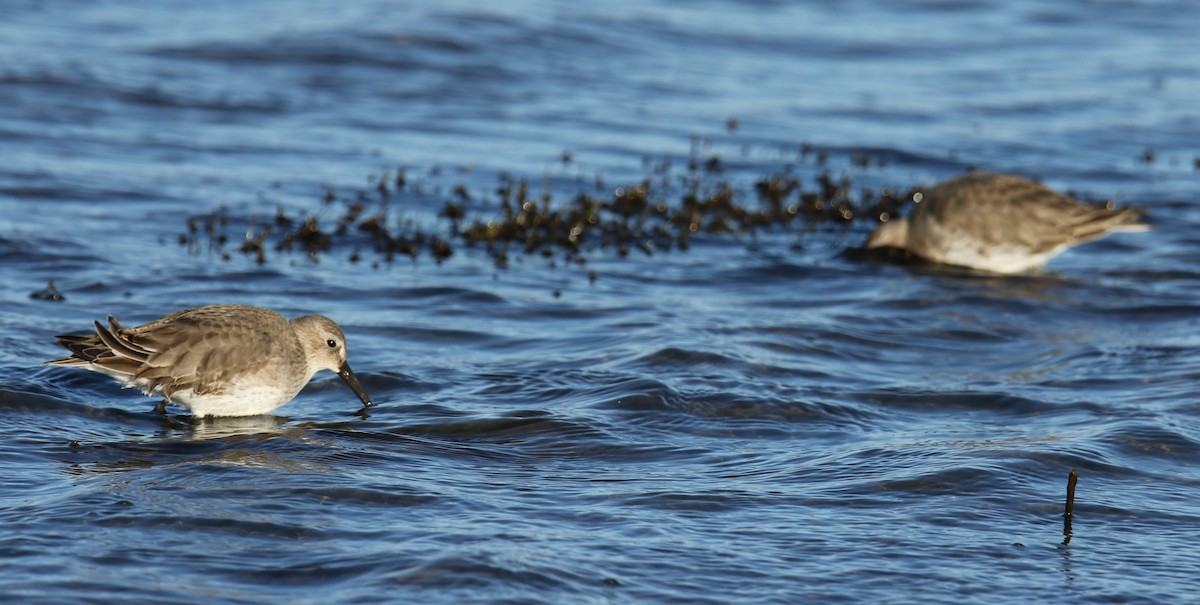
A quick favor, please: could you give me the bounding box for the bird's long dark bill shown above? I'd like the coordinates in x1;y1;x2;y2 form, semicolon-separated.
338;361;373;407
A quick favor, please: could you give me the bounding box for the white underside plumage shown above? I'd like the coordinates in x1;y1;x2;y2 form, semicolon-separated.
169;385;297;417
108;371;301;417
88;361;308;417
920;226;1065;273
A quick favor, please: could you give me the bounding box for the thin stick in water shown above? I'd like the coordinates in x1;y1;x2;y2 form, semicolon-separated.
1062;468;1078;543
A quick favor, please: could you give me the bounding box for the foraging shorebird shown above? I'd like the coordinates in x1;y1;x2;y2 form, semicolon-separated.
47;304;372;417
866;172;1148;273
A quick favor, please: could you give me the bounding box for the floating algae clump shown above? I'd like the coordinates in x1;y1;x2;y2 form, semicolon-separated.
180;139;916;270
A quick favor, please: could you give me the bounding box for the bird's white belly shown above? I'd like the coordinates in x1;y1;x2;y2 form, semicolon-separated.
169;385;295;417
913;223;1063;274
113;372;297;417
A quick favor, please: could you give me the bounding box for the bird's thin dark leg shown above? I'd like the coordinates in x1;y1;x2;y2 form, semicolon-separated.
153;399;192;429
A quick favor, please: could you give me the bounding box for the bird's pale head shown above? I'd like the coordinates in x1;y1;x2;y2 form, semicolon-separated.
295;315;350;372
866;218;910;250
293;314;372;407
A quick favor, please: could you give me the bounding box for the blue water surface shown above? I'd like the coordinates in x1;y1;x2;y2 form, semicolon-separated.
2;1;1200;603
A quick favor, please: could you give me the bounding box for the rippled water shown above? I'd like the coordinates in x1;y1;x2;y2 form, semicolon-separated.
3;0;1200;603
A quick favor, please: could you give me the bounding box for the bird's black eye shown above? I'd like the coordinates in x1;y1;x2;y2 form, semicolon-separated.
326;339;338;348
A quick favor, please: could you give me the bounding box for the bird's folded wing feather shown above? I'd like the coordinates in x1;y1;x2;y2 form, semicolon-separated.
104;316;281;398
927;177;1143;253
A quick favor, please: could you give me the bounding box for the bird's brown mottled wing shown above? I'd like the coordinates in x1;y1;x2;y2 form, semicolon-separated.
919;173;1146;253
122;307;287;399
47;305;291;401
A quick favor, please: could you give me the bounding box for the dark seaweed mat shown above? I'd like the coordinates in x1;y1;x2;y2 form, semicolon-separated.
180;141;923;270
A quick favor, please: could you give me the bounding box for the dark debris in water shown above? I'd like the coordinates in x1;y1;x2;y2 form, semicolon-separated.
30;280;65;302
179;140;921;271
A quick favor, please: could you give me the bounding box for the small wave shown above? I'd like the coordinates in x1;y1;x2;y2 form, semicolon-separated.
634;346;737;368
852;387;1069;418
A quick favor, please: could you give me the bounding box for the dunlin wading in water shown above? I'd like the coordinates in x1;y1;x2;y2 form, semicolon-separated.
47;304;372;417
866;172;1148;273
